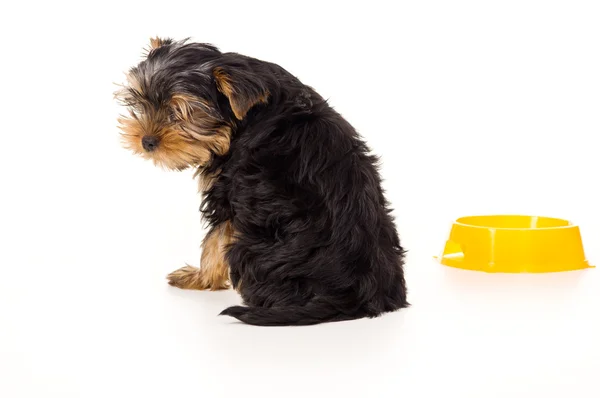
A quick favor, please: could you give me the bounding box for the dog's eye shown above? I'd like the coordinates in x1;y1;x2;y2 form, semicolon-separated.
167;109;178;123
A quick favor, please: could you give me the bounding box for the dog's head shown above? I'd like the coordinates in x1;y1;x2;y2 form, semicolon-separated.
115;37;270;171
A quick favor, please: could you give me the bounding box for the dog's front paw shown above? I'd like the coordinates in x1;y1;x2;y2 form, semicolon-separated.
167;265;202;289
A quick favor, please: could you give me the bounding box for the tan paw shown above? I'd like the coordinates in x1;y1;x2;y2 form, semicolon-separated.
167;265;203;290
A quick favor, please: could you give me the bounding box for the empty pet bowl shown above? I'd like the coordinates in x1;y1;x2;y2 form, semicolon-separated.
438;215;593;273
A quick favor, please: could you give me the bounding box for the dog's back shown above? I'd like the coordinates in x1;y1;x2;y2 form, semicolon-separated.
205;71;408;325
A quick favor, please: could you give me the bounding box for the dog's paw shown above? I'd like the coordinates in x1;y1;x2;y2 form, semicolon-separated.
167;265;202;289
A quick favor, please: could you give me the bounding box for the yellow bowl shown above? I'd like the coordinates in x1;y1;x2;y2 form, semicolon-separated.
438;215;594;273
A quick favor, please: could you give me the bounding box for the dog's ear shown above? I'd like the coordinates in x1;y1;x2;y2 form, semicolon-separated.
213;66;269;120
149;36;173;50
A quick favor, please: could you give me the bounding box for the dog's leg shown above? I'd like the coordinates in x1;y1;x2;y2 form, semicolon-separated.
167;221;234;290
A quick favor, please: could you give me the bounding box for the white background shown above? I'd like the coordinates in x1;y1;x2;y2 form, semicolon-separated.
1;1;599;397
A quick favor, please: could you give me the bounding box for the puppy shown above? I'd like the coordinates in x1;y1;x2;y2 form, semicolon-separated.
116;38;408;326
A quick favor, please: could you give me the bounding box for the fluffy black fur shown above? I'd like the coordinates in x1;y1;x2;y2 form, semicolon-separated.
124;39;408;326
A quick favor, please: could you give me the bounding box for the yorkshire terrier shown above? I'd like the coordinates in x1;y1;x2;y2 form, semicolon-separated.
116;37;408;326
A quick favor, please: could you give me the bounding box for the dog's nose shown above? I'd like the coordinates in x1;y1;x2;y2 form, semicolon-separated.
141;135;159;152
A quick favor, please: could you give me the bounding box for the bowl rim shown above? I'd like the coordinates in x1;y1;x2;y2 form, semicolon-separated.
454;214;575;231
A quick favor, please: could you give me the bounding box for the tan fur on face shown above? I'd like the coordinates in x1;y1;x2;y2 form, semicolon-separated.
167;221;235;290
116;83;232;170
118;114;216;170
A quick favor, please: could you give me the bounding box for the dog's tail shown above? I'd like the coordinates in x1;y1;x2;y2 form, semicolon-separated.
219;298;368;326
